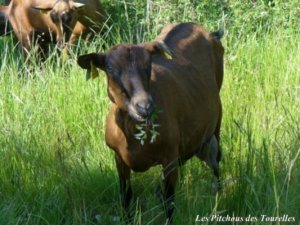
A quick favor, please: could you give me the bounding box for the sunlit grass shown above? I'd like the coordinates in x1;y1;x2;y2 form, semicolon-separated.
0;1;299;224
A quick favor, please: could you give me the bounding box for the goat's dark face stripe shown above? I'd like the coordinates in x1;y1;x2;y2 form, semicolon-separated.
104;45;154;122
49;1;77;45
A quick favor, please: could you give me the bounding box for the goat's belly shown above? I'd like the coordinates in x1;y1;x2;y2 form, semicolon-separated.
124;156;157;172
129;162;153;173
117;148;159;172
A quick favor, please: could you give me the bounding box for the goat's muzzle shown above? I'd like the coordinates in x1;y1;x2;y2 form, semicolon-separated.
129;96;154;122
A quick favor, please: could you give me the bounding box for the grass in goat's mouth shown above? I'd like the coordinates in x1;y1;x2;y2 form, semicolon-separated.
134;107;162;145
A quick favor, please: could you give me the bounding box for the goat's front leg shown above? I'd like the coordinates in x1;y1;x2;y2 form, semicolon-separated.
161;161;179;225
115;154;132;223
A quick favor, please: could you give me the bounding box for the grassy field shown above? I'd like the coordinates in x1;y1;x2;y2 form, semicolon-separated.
0;1;299;225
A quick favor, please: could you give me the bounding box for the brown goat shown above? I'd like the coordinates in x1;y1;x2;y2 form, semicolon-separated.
77;22;224;224
0;0;105;58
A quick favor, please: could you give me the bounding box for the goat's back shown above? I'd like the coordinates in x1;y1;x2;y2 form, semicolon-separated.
150;23;224;153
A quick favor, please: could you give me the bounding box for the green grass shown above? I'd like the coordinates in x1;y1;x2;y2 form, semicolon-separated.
0;1;299;224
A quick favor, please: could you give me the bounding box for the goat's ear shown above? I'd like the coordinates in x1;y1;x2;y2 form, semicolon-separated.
144;41;173;60
71;2;86;9
77;53;106;80
31;3;53;14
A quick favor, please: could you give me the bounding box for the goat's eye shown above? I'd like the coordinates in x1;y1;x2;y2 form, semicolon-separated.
106;66;114;74
120;89;129;98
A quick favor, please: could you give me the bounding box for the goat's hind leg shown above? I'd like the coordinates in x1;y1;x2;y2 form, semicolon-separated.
196;135;222;191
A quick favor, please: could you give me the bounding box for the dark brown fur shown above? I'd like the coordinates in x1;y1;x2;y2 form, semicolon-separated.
77;22;224;224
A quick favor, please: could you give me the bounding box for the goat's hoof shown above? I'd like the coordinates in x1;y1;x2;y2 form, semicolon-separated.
212;180;222;193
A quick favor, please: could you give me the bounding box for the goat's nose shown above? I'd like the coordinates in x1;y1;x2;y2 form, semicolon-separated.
136;101;154;117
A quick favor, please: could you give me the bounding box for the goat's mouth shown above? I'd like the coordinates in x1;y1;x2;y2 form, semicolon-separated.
129;111;149;123
128;105;153;123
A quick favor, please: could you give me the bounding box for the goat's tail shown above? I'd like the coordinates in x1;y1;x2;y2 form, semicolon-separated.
211;30;224;40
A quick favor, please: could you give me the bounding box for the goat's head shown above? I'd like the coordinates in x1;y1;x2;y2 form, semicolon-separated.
32;0;85;46
77;42;172;122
